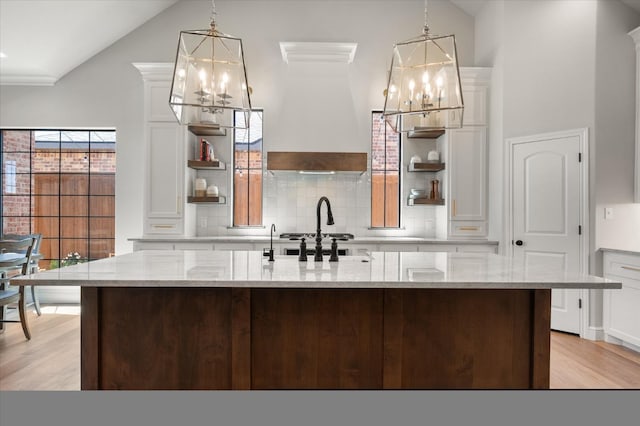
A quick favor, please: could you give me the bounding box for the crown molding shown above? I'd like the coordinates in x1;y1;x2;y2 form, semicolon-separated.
279;42;358;64
0;74;57;86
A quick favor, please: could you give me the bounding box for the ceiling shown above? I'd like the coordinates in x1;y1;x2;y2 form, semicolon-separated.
1;0;640;86
0;0;179;85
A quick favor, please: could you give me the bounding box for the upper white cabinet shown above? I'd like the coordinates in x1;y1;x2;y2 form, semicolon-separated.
134;63;192;236
448;127;487;223
630;27;640;203
461;85;487;126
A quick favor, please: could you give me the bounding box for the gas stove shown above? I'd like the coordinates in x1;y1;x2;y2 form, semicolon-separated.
279;232;354;241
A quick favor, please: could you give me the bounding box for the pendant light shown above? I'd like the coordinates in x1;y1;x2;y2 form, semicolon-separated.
169;0;252;129
382;0;464;133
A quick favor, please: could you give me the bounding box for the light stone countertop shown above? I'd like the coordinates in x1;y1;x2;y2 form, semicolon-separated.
129;236;499;245
15;250;620;290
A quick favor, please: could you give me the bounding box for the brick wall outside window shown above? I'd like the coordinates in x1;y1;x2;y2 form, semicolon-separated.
1;129;116;268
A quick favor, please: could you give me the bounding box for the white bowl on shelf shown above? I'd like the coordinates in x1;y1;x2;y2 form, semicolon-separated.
409;189;426;198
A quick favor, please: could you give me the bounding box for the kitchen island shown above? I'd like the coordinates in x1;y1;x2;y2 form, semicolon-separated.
15;250;621;390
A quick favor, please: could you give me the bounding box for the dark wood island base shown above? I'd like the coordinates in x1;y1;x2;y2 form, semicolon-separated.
81;287;551;390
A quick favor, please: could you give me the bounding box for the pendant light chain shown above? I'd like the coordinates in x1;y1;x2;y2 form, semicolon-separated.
210;0;217;31
423;0;429;35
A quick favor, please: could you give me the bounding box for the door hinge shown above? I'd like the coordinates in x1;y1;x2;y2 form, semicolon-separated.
578;225;582;235
579;298;583;309
578;153;582;162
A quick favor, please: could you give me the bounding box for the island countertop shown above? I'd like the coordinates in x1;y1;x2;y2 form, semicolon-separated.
15;250;621;290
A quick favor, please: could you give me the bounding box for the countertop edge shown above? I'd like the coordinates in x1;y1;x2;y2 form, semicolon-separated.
13;278;621;290
599;247;640;257
129;236;500;245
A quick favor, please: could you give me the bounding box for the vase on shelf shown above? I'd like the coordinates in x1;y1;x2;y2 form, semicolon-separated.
430;179;440;200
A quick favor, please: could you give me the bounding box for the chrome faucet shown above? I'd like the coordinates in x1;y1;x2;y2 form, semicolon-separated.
314;196;334;262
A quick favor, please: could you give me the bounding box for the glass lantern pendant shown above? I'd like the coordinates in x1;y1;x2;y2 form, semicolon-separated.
382;0;464;133
169;0;252;129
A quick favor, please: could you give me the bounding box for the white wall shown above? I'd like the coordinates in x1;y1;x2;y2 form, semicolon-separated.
0;0;475;253
594;0;640;257
474;0;640;334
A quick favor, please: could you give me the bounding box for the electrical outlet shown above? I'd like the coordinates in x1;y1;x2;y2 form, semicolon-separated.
604;207;614;220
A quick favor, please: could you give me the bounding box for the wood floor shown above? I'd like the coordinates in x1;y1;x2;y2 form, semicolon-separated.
1;305;640;390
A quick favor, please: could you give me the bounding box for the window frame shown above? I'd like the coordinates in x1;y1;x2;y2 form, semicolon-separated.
232;110;264;228
1;128;116;267
370;111;402;229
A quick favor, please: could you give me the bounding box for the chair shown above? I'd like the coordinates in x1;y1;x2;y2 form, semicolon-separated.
0;237;36;340
1;233;42;316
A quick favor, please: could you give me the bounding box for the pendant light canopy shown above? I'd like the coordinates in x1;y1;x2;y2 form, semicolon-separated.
382;0;464;133
169;0;252;129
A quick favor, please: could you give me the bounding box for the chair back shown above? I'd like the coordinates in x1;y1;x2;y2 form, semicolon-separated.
0;237;36;276
2;233;42;255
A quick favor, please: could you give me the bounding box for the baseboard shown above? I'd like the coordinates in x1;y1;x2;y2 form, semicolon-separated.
582;326;605;341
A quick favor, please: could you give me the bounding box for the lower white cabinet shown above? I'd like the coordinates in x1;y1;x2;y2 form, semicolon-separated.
418;244;457;252
132;241;175;251
603;251;640;349
455;244;497;253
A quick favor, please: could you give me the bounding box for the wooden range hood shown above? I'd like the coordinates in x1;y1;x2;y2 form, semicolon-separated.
267;152;367;173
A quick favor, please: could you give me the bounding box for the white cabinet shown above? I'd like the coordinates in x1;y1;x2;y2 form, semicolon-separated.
455;244;497;253
377;244;418;252
629;27;640;203
435;68;490;239
461;85;487;126
144;123;185;235
603;251;640;350
135;63;193;236
417;243;497;253
447;127;487;237
146;80;177;122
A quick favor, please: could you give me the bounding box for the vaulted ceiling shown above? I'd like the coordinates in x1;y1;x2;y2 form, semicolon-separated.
1;0;639;86
0;0;179;85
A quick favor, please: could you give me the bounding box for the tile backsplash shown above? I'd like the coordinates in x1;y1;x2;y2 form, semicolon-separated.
195;169;438;238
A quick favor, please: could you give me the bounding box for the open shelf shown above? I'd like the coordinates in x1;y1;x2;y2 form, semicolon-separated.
188;124;227;136
408;162;445;172
187;196;226;204
407;197;445;206
407;128;445;139
187;160;226;170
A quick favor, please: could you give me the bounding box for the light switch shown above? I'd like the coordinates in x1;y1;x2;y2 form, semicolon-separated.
604;207;614;220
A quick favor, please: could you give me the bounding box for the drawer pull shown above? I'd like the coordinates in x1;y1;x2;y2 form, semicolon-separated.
152;224;174;229
621;266;640;273
459;226;479;231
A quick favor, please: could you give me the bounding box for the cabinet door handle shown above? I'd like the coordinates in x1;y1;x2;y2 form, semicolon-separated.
621;266;640;273
177;196;181;214
452;199;457;217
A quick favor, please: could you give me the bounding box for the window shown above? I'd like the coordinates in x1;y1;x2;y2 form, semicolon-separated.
1;129;116;269
371;112;401;228
233;110;263;226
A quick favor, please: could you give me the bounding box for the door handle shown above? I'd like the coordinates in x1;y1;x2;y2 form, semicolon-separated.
515;240;524;246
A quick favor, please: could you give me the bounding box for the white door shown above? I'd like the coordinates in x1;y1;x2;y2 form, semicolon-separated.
511;132;584;334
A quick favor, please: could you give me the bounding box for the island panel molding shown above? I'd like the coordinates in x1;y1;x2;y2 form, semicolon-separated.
80;286;550;390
